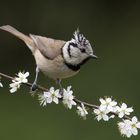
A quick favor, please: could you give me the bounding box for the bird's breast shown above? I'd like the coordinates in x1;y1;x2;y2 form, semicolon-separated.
34;50;79;80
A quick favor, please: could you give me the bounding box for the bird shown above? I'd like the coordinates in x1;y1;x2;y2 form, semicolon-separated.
0;25;97;91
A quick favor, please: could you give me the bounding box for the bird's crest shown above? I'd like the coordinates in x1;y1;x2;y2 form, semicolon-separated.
73;29;90;47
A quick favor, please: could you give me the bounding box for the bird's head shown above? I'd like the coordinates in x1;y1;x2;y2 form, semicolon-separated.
62;29;97;69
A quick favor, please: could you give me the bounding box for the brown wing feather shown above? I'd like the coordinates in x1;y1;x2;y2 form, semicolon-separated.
0;25;34;52
30;34;66;60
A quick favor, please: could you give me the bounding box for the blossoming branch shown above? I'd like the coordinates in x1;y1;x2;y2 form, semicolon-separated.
0;71;140;138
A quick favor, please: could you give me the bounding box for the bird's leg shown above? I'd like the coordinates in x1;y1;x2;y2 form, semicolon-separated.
31;66;39;91
56;79;63;95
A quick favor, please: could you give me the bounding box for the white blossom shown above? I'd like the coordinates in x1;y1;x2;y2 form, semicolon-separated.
63;86;77;109
118;116;140;138
15;72;29;83
118;119;132;138
131;116;140;136
9;71;29;93
9;80;21;93
99;97;117;112
77;103;88;120
38;87;62;106
38;93;48;106
94;106;110;121
117;103;133;118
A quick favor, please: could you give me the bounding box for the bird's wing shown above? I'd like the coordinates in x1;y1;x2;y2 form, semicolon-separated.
30;34;66;60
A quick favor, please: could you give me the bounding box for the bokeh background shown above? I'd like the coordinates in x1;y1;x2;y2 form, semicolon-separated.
0;0;140;139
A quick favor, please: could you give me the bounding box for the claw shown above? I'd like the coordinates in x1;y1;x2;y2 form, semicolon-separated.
56;79;64;95
59;88;64;95
31;83;38;91
31;66;39;91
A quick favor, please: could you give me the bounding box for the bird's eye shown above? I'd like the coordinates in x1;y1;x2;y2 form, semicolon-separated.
80;48;86;53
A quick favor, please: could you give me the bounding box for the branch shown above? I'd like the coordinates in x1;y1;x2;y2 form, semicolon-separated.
0;72;48;91
0;72;131;120
0;72;98;108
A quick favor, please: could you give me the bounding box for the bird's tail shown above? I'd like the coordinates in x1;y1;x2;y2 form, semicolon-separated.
0;25;35;52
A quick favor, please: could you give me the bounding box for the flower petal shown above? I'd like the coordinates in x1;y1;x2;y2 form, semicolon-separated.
126;130;132;138
53;97;59;104
126;107;133;113
107;105;113;112
0;82;3;87
116;106;121;112
125;112;130;115
10;87;18;93
44;92;51;97
121;103;127;109
99;98;106;104
22;78;28;83
54;89;59;95
106;98;111;103
136;122;140;128
67;86;72;91
94;109;100;115
18;72;23;77
99;105;106;111
47;97;53;103
24;72;29;77
132;116;137;123
103;114;109;121
97;115;102;121
67;103;72;109
110;101;117;106
118;112;124;118
49;87;54;93
131;127;138;136
71;100;77;106
110;115;115;119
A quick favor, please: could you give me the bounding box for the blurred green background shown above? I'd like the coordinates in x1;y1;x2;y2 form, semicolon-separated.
0;0;140;139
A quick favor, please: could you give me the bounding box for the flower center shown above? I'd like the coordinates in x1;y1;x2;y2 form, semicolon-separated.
52;93;55;98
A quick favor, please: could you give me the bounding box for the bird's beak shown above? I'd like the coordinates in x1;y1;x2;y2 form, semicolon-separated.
89;54;98;59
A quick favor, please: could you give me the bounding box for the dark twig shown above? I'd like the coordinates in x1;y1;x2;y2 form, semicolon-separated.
0;72;131;120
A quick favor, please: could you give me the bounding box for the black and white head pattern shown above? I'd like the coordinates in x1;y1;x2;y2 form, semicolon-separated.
62;29;95;71
73;29;90;48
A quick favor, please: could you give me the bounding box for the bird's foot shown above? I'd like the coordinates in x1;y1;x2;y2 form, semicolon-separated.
31;83;38;91
59;88;64;95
